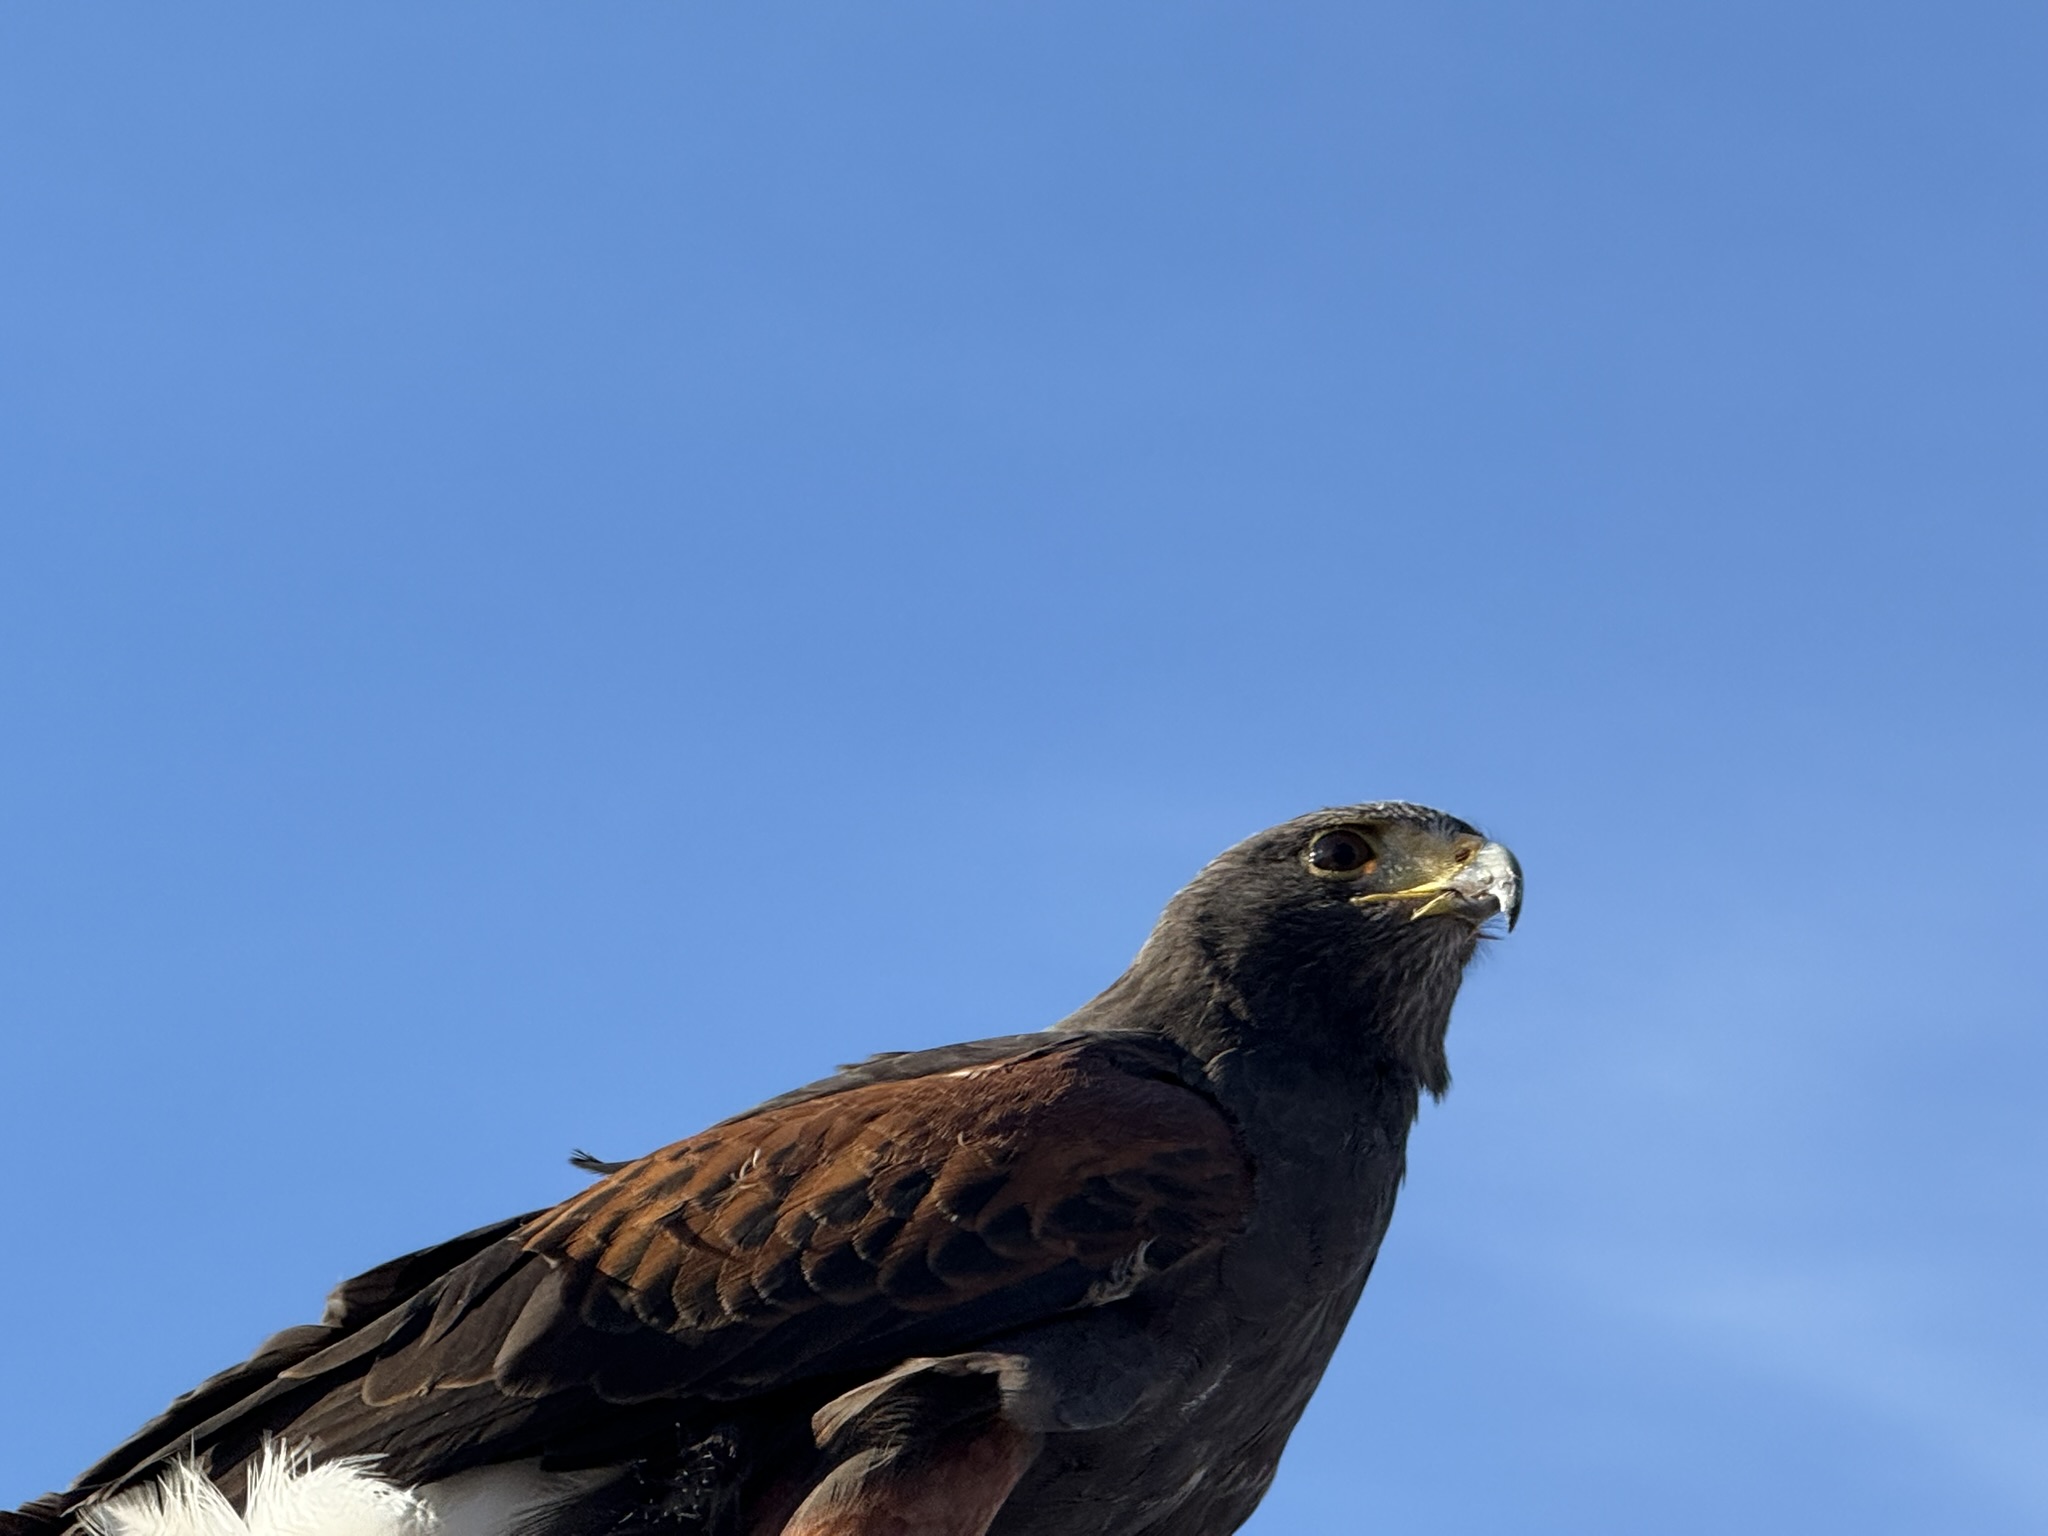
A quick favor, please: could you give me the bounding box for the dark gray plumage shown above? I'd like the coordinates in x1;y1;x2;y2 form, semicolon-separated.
4;802;1520;1536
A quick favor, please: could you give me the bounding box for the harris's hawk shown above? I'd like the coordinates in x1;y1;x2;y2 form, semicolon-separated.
5;802;1521;1536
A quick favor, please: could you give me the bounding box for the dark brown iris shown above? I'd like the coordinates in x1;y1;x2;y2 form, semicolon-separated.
1307;829;1375;875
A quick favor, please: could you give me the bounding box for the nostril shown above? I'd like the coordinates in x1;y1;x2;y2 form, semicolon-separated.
1452;846;1473;864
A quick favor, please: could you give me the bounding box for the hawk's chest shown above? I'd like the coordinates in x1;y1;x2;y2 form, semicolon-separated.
994;1079;1418;1536
1078;1106;1410;1534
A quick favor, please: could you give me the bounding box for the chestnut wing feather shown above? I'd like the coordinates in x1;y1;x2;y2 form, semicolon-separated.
66;1035;1250;1505
503;1037;1252;1392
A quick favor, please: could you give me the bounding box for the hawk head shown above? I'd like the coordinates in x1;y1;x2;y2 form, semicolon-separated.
1128;802;1521;1095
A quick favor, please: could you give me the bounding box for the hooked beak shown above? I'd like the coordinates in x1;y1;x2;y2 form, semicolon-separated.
1353;840;1522;932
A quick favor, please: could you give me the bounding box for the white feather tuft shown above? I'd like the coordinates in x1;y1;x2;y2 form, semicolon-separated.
415;1462;617;1536
79;1443;437;1536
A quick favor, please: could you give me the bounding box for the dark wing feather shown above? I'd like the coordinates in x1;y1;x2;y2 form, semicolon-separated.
64;1214;537;1499
58;1033;1250;1512
733;1032;1053;1118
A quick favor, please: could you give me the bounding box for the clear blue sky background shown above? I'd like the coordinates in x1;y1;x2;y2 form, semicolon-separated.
2;6;2042;1532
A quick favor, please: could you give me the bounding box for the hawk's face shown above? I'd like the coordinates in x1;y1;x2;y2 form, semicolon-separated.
1158;803;1520;1085
1294;805;1521;934
1185;801;1520;952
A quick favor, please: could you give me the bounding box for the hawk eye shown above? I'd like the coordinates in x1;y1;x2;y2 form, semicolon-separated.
1307;829;1375;876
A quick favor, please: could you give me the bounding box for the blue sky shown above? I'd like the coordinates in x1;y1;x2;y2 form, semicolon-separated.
1;5;2042;1531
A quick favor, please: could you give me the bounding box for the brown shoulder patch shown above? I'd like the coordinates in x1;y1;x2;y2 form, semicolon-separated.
522;1041;1252;1335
